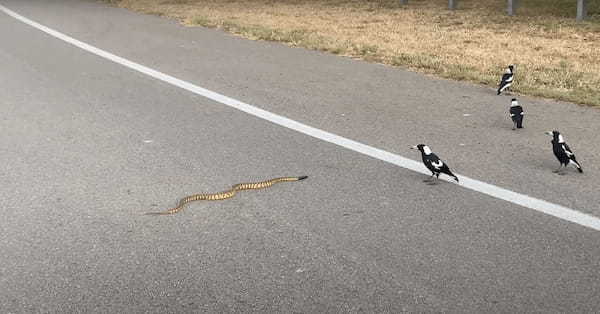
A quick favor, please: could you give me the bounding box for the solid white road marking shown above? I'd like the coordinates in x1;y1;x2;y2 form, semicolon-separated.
2;4;599;231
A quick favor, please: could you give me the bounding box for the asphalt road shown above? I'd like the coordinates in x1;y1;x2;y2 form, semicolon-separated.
1;0;599;312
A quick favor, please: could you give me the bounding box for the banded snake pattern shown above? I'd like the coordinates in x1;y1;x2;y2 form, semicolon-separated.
146;176;307;215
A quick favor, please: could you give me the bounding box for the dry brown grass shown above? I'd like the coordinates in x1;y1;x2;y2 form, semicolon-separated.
109;0;600;106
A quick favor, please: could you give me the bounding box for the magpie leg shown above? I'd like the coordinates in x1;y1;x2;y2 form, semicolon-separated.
426;174;440;185
553;166;566;175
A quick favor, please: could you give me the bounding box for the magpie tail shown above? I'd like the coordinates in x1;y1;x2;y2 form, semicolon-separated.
446;170;459;182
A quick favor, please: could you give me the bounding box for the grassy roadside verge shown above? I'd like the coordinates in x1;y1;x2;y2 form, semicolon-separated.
107;0;599;106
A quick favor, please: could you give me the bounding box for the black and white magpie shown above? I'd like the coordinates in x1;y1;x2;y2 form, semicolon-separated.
497;65;514;95
509;98;524;130
411;144;459;183
544;130;583;174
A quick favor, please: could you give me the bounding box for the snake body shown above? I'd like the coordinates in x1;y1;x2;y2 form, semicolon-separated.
146;176;307;215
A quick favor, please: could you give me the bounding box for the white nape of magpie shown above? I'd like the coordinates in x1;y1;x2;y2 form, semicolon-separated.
497;65;514;95
544;130;583;174
410;144;459;184
509;98;524;130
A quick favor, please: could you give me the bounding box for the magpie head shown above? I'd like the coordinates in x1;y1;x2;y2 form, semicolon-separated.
411;144;431;155
545;130;562;142
410;144;424;151
511;98;518;106
508;65;514;72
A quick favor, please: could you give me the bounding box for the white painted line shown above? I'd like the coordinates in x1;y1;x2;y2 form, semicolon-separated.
2;4;599;231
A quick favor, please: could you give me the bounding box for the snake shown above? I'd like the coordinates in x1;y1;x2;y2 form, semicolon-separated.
146;176;308;215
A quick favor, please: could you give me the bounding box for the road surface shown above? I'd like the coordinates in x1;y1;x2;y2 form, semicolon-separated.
1;0;599;312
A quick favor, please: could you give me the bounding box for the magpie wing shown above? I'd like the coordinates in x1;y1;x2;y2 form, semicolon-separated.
562;144;575;157
429;154;444;170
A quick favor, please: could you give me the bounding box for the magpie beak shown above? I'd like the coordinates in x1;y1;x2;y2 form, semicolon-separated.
544;131;553;136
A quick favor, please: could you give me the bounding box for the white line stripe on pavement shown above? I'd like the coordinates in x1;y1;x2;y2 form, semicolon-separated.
2;4;599;231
